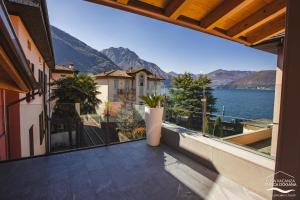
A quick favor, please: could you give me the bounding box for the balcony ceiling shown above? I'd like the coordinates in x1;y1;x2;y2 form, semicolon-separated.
86;0;286;47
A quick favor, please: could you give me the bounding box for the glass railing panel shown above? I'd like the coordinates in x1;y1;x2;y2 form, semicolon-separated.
207;114;273;157
50;103;86;152
164;101;274;158
1;90;274;160
49;99;147;153
102;98;146;145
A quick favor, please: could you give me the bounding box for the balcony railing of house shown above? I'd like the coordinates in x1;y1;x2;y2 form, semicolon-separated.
2;98;274;162
49;101;146;153
164;104;274;159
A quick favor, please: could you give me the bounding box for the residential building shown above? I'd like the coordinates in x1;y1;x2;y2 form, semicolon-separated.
50;64;77;83
0;0;54;160
95;68;164;115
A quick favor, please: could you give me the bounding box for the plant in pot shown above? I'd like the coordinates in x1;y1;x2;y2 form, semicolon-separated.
140;95;164;146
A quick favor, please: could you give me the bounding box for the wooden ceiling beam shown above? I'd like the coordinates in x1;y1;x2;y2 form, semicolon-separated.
200;0;251;29
227;0;286;38
177;16;249;45
116;0;129;5
164;0;192;20
246;13;285;45
85;0;250;45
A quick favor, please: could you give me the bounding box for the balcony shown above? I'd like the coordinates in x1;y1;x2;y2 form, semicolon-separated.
0;140;265;200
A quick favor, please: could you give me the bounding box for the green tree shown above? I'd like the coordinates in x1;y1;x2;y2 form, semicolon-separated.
168;73;216;129
204;116;213;134
116;100;145;135
52;73;100;116
213;116;224;137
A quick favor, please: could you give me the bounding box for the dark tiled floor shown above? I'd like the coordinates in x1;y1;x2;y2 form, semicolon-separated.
0;140;264;200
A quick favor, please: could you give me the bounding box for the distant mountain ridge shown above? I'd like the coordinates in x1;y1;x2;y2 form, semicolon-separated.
102;47;168;78
206;69;254;86
165;69;275;90
223;70;276;90
51;26;120;73
51;26;275;90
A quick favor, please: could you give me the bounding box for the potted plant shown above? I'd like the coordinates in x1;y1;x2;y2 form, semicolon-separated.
140;95;164;146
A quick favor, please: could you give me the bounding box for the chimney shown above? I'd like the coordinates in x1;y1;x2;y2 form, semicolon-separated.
69;63;74;70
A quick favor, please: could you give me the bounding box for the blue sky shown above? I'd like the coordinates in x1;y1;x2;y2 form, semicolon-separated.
46;0;276;74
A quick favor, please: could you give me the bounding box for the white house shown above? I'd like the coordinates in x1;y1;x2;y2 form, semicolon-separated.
95;68;164;116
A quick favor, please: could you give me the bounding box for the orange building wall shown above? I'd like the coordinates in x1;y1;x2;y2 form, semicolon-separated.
9;15;48;157
51;72;70;81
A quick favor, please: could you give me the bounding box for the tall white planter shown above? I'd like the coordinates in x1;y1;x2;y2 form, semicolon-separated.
145;107;164;146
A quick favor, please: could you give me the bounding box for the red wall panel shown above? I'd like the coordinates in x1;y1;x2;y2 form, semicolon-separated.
0;89;7;160
5;90;21;159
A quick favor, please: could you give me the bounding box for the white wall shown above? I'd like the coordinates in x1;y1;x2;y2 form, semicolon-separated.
147;80;161;95
10;16;48;157
95;79;108;116
135;71;148;104
96;74;162;108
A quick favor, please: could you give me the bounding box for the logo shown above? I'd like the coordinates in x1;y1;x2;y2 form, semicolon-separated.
265;171;297;198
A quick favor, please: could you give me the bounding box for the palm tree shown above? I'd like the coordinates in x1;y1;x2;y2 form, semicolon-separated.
52;73;101;116
139;95;164;108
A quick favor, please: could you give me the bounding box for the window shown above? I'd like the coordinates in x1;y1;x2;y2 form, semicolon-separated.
31;64;35;99
31;63;35;75
38;70;43;96
39;112;44;145
38;70;42;84
44;74;47;94
29;125;34;156
113;94;119;102
114;79;119;89
139;75;144;86
26;92;31;103
125;80;129;91
27;40;31;51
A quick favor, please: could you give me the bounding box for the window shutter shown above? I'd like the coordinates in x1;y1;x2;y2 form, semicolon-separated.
31;64;35;99
38;70;43;96
39;112;44;145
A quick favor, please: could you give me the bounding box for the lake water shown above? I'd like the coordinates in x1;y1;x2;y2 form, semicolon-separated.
213;89;274;120
163;88;275;120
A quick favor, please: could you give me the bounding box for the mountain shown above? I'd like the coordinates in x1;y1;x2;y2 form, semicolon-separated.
51;26;274;90
51;26;120;73
168;71;179;77
165;69;275;90
166;69;255;87
102;47;168;79
207;69;254;86
224;70;276;90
